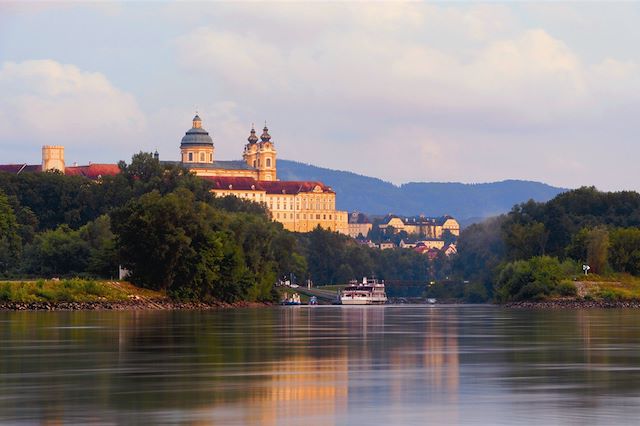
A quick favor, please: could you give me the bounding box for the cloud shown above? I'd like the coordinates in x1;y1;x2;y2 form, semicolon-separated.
4;2;639;190
0;60;146;159
167;3;640;190
173;6;640;130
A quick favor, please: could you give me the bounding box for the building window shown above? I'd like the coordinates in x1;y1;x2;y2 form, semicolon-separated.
210;153;213;162
188;152;193;162
266;158;271;167
200;153;205;162
253;160;256;167
316;214;321;220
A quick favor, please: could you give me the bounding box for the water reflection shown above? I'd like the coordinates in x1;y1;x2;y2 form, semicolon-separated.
1;307;640;424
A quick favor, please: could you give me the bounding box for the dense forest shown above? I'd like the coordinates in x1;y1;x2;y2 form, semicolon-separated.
453;187;640;302
4;154;637;304
0;153;432;302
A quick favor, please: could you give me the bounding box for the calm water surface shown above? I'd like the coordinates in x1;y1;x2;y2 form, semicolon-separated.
1;306;640;425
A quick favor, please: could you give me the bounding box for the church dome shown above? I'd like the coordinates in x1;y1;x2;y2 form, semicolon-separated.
180;115;213;147
260;124;271;142
247;125;259;144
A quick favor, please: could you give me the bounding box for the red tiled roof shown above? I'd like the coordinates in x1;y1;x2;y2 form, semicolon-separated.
203;176;334;195
65;164;120;179
0;164;41;174
0;163;120;179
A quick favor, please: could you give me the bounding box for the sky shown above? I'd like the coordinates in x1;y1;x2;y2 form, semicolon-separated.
1;1;640;191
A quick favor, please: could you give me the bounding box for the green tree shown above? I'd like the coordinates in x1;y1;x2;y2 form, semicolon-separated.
111;189;226;296
495;256;565;302
586;226;610;274
22;225;91;276
609;228;640;275
79;215;118;277
0;190;22;275
503;221;549;260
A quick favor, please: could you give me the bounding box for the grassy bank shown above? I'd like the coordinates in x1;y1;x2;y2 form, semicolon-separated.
574;274;640;301
0;279;162;303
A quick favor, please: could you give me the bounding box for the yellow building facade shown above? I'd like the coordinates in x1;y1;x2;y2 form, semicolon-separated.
174;115;348;234
207;177;348;234
379;215;460;239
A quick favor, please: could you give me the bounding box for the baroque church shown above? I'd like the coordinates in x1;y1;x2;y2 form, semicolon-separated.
168;114;277;181
171;115;348;234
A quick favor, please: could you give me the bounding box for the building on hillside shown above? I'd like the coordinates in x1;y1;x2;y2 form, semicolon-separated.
378;241;396;250
357;240;377;249
207;176;348;233
414;242;457;258
378;215;460;239
0;145;119;178
0;114;348;234
399;239;416;249
162;115;277;181
416;239;446;250
443;243;457;256
171;115;347;233
348;212;373;238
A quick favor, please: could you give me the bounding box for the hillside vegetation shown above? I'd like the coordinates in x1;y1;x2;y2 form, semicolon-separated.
279;159;565;220
454;187;640;302
0;154;433;303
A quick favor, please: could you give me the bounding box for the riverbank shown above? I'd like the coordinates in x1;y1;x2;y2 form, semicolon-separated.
0;299;270;311
0;279;271;311
506;299;640;309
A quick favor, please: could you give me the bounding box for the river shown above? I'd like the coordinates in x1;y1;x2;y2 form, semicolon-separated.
1;306;640;425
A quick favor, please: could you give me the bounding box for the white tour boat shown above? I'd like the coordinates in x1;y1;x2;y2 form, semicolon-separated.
339;277;388;305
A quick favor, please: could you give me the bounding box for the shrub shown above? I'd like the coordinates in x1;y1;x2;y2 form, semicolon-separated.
0;282;11;301
463;282;489;303
556;281;577;297
516;281;551;301
598;288;622;301
495;256;565;302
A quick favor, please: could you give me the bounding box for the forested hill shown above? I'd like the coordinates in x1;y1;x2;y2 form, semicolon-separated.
278;160;566;221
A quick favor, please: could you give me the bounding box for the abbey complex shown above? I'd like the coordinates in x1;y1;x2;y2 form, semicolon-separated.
171;115;348;233
1;114;349;234
1;113;460;248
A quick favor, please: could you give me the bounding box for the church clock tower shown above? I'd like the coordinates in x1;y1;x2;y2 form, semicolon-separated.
256;123;277;181
244;123;277;181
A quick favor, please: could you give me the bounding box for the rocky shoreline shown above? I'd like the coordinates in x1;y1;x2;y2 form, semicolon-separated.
506;299;640;309
0;299;272;311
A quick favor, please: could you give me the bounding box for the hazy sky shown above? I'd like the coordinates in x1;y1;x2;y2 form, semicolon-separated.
1;1;640;191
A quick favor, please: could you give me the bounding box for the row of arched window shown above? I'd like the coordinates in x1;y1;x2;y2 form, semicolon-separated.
185;152;213;163
251;158;273;168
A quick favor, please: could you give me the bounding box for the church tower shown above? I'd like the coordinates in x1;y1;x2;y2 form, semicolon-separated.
180;115;214;165
256;123;277;181
243;123;277;181
42;145;65;173
243;124;259;170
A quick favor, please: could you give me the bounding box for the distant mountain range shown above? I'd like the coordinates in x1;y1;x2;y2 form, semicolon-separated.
278;160;567;225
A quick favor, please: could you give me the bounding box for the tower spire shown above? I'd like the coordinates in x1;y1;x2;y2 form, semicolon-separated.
192;113;202;129
247;123;258;143
260;121;271;142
